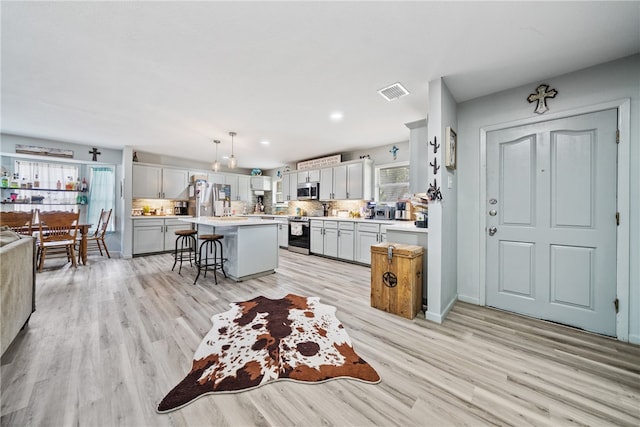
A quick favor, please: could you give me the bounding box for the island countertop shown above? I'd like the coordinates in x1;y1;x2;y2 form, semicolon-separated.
179;216;281;227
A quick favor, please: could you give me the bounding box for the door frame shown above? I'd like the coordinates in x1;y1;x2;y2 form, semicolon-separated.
478;99;631;341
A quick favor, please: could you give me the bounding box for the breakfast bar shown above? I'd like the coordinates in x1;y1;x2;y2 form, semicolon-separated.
180;216;280;282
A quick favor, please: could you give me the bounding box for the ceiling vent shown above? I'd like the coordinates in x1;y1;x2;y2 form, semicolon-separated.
377;82;409;101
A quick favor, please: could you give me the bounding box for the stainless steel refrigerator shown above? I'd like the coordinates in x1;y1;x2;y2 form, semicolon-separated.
188;180;231;217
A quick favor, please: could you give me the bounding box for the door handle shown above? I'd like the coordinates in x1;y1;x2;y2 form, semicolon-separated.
488;227;497;236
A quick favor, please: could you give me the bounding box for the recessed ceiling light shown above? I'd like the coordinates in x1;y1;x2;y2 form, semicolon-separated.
330;112;343;122
378;82;409;101
260;140;270;145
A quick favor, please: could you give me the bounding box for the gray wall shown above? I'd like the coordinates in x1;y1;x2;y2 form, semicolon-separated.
456;54;640;343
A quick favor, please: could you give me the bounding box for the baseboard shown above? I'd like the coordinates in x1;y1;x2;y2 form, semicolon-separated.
457;294;480;305
425;295;458;324
629;334;640;345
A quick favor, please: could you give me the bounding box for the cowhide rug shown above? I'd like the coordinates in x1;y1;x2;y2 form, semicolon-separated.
157;293;380;413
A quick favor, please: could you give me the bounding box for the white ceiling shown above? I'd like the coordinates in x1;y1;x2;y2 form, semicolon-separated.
2;1;639;170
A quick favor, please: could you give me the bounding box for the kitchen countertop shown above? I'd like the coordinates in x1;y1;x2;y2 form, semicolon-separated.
243;214;428;232
179;216;281;227
131;215;193;219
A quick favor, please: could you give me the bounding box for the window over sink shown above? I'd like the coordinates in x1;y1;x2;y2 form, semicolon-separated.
375;162;410;203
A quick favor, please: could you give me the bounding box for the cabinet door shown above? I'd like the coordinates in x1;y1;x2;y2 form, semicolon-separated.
132;165;162;198
324;228;338;258
164;222;192;251
310;223;324;254
133;224;164;254
319;167;333;200
282;174;291;201
333;164;347;200
208;173;225;184
297;172;309;184
355;231;379;265
338;229;355;261
225;175;239;200
278;222;289;248
237;175;251;201
162;168;189;199
288;174;298;201
308;169;320;182
346;162;363;199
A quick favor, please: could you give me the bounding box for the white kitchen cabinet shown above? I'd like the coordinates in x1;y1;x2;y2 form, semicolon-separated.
319;167;334;200
282;174;292;201
133;218;192;255
323;220;338;258
250;176;272;191
208;173;225;184
132;164;188;199
337;221;355;261
310;219;324;254
346;161;365;200
237;175;251;201
298;169;320;183
355;222;382;265
277;220;289;248
132;165;162;198
332;164;348;200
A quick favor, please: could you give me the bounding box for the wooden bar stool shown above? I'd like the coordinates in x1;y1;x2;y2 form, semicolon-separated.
172;229;197;275
194;234;227;285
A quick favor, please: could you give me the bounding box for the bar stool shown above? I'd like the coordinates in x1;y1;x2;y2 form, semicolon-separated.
194;234;227;285
172;229;197;274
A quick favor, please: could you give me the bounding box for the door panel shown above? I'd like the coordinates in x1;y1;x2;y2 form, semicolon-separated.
487;109;617;336
501;136;535;226
499;241;534;298
550;245;594;308
552;130;595;228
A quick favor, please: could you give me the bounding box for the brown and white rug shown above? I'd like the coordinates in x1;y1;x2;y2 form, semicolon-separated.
157;293;380;413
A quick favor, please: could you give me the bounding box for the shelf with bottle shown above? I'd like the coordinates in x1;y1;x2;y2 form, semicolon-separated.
1;188;89;205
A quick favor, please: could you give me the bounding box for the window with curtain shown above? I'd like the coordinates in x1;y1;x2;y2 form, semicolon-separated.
376;163;410;203
13;160;79;214
86;167;115;232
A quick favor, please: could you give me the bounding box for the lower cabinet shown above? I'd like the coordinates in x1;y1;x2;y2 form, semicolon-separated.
355;222;388;265
277;219;288;248
133;218;192;255
310;219;355;261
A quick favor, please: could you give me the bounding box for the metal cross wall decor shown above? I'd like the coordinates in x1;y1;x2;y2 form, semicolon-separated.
527;84;558;114
89;147;101;161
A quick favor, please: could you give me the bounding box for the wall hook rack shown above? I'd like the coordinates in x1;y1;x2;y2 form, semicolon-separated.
429;136;440;154
429;158;440;175
427;178;443;201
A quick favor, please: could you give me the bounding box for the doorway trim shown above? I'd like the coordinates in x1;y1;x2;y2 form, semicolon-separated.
478;99;631;341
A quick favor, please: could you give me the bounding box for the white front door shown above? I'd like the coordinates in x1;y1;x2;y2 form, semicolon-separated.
486;109;618;336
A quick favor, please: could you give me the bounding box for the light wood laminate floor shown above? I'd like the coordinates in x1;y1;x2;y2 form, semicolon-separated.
2;250;639;426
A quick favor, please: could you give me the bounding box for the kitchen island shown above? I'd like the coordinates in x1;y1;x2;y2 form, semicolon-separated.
180;216;280;282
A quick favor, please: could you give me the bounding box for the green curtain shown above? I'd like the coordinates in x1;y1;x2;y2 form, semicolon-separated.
87;167;115;232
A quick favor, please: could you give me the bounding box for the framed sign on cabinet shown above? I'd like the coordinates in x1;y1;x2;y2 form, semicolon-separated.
445;126;456;170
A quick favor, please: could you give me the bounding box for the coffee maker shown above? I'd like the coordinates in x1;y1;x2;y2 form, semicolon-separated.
395;200;412;221
174;201;188;215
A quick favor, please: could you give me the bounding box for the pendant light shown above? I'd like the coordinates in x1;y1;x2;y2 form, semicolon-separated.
212;139;221;171
228;131;237;169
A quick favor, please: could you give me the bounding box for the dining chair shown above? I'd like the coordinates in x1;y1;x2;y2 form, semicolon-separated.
78;208;112;261
35;210;80;272
0;210;34;235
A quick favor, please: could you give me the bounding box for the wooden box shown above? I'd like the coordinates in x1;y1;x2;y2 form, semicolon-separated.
370;242;424;319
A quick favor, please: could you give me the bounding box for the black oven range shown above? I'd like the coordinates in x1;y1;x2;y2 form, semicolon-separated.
288;216;310;255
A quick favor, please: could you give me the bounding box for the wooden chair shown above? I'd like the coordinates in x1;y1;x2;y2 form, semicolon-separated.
0;210;34;235
78;208;112;261
35;210;80;272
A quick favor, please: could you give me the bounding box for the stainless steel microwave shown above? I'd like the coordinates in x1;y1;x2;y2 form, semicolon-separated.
297;182;320;200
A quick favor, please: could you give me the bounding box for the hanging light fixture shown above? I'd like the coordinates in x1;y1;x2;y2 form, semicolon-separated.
228;131;237;169
212;139;221;171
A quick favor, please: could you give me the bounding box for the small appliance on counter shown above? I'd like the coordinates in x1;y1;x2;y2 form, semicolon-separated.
174;201;188;215
395;200;413;220
365;201;376;219
375;204;395;220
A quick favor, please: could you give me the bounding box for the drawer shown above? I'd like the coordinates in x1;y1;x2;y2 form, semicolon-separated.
323;220;338;229
133;219;164;228
165;218;188;226
339;221;354;230
357;222;380;233
310;219;324;227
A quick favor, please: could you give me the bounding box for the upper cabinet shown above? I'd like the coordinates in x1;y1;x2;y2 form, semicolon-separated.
282;173;297;201
132;164;189;199
206;172;251;201
284;159;372;201
250;176;272;191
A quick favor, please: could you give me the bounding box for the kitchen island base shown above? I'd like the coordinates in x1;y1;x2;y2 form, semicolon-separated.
182;218;279;282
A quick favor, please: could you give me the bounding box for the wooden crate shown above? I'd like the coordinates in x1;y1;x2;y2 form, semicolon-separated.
370;242;424;319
